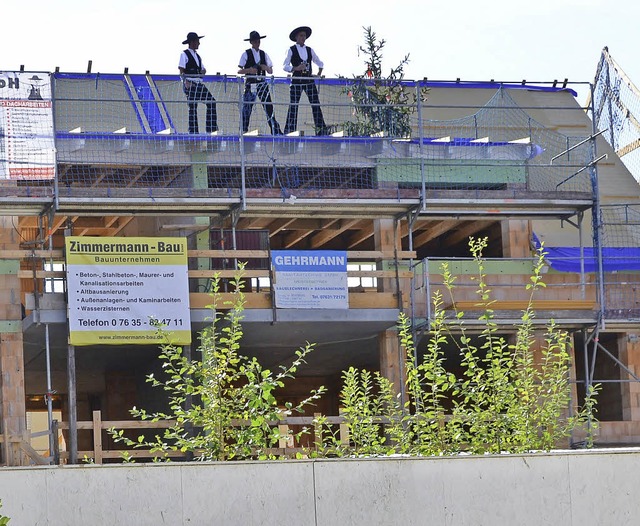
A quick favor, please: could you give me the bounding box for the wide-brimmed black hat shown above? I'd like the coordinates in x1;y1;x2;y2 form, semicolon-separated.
289;26;312;41
182;32;204;45
244;31;266;42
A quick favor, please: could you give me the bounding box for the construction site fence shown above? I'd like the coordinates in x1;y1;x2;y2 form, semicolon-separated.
1;72;597;200
29;410;353;465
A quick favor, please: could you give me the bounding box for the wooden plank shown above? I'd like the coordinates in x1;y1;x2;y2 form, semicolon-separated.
18;270;65;279
450;300;596;311
187;269;267;279
100;450;184;459
92;410;103;464
19;269;413;280
349;292;399;309
7;249;417;261
187;250;416;260
189;292;272;309
0;250;64;259
191;292;401;310
18;438;49;466
59;420;176;431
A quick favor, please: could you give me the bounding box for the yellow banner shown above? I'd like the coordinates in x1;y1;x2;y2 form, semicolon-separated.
66;236;191;346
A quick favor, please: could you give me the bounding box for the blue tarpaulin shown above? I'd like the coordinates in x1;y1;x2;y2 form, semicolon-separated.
533;234;640;272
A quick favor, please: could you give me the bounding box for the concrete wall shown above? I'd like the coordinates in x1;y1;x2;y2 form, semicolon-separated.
1;449;640;525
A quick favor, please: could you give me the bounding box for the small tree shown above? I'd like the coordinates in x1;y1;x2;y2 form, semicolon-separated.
334;238;599;456
110;270;325;461
341;26;428;137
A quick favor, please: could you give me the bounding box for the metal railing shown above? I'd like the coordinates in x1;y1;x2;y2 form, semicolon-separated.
2;73;597;207
412;256;604;326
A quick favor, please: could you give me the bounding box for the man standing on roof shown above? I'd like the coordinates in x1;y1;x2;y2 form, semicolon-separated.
238;31;282;135
283;26;328;136
179;32;218;134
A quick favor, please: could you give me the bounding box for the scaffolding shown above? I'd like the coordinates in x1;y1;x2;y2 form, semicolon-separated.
591;47;640;184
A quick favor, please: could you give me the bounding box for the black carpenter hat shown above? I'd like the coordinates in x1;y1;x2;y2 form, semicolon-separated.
289;26;312;41
244;31;266;42
182;32;204;45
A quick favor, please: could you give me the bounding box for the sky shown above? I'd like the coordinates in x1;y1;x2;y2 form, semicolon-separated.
3;0;639;104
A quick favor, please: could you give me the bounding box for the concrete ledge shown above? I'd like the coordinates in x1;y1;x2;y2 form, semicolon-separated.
1;449;640;525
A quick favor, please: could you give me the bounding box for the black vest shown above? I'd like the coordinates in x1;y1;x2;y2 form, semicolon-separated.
182;49;203;76
244;48;267;84
290;45;313;77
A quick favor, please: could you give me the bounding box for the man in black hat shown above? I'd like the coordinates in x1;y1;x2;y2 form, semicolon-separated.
283;26;328;136
237;31;282;135
178;32;218;134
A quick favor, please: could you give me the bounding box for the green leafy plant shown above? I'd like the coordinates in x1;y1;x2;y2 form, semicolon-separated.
0;500;10;525
341;26;428;137
110;269;325;461
339;367;401;456
334;237;599;456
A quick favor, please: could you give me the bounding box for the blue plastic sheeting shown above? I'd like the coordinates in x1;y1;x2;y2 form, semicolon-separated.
533;234;640;272
129;75;167;133
53;73;125;81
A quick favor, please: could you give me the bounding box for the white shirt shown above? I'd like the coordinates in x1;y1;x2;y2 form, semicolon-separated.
178;49;205;82
283;44;324;73
238;48;274;70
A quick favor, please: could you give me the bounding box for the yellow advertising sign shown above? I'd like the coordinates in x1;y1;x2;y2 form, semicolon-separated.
65;236;191;346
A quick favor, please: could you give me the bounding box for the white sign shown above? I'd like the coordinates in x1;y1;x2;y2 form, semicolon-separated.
0;72;55;180
66;236;191;346
272;250;348;309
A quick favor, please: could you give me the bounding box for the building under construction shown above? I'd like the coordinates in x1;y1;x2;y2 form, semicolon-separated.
0;47;639;465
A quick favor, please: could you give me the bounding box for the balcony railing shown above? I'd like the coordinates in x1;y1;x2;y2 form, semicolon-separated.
412;257;602;326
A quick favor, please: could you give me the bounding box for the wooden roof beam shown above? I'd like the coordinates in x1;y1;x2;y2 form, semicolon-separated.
442;220;495;247
310;219;360;248
412;220;460;247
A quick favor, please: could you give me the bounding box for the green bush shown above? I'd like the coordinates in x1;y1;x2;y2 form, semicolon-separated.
110;269;325;461
326;237;599;456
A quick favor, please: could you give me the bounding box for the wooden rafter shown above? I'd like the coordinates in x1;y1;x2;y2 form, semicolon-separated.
347;222;374;248
126;166;151;187
412;220;460;247
442;220;495;247
310;219;360;248
283;221;331;248
267;218;298;237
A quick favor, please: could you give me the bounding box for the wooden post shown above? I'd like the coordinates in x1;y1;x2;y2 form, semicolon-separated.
92;410;103;464
313;413;322;450
379;329;405;403
501;220;531;258
2;428;11;466
192;152;211;292
374;218;407;402
0;216;27;466
67;344;78;464
278;424;289;449
620;333;640;422
339;422;350;446
183;345;194;462
52;420;60;465
373;219;399;294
